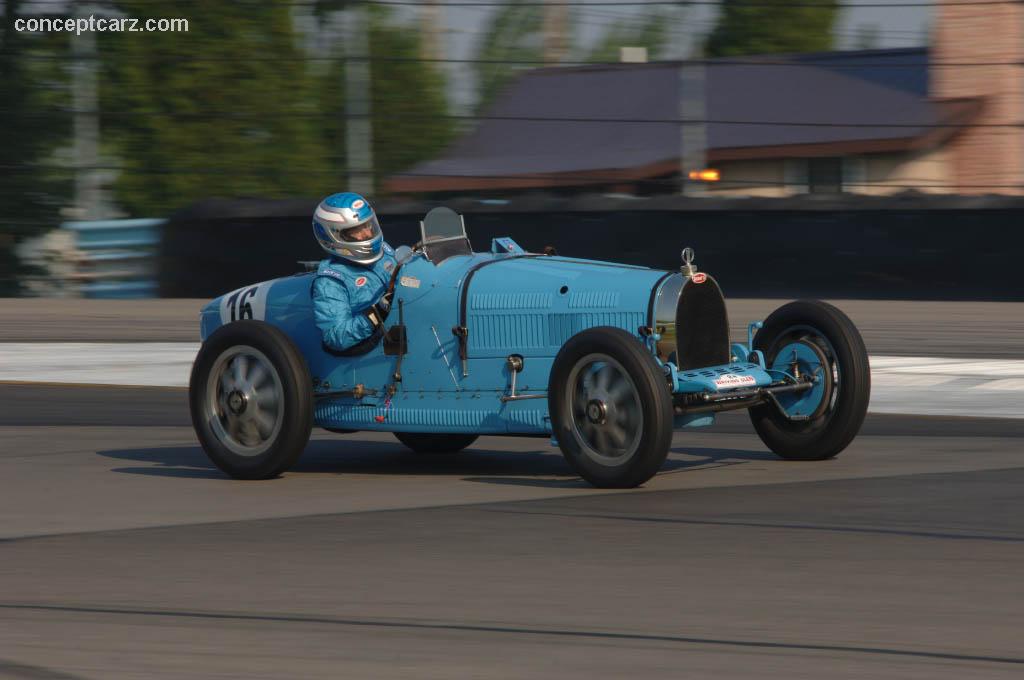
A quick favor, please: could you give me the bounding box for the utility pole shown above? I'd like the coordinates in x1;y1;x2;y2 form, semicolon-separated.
542;0;568;64
420;0;443;62
345;3;374;195
679;59;708;197
72;3;101;219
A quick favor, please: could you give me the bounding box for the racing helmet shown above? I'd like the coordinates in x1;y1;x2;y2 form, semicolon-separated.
312;192;384;265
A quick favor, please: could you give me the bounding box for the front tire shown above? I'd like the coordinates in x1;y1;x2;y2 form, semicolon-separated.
549;327;674;488
749;300;870;461
189;320;313;479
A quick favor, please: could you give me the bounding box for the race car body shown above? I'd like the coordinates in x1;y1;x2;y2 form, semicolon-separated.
191;207;870;487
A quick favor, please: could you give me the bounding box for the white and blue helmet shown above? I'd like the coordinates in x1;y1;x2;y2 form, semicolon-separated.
312;192;384;265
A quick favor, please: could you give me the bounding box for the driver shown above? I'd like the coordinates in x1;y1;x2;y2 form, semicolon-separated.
311;192;398;352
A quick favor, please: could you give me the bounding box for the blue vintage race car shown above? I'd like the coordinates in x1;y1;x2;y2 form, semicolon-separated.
190;207;870;488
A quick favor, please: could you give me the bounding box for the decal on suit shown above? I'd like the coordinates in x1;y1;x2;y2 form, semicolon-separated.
354;276;368;287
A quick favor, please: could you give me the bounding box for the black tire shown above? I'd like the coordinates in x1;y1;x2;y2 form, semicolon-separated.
189;320;313;479
394;432;479;454
749;300;870;461
549;326;674;488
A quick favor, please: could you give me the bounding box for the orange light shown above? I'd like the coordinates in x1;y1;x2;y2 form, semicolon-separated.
688;169;720;182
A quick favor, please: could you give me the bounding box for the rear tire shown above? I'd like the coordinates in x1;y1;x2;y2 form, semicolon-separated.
394;432;479;454
749;300;870;461
189;321;313;479
549;327;674;488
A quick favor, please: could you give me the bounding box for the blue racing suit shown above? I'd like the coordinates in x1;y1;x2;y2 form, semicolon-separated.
312;242;398;351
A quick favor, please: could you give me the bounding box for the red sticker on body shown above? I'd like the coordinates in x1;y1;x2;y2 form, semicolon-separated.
354;276;367;287
692;273;707;284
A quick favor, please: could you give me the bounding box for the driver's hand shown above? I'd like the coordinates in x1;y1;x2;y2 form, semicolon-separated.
379;291;394;312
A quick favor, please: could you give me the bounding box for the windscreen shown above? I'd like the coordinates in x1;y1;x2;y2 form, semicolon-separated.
420;206;472;262
421;206;466;242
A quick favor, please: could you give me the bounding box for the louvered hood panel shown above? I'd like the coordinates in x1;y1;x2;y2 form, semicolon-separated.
464;257;665;358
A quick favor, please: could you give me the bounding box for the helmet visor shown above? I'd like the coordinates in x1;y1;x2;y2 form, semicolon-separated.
328;215;381;244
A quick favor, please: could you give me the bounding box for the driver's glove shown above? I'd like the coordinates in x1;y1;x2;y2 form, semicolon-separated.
364;297;392;328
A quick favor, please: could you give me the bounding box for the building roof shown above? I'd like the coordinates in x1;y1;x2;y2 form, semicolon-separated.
386;48;982;194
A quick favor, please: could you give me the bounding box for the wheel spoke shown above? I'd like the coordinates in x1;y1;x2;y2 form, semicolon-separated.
254;385;279;411
591;427;611;453
606;422;628;450
247;362;268;390
595;364;613;392
219;370;235;395
606;377;631;407
251;408;276;439
580;369;596;396
227;416;244;443
618;393;637;421
231;355;248;386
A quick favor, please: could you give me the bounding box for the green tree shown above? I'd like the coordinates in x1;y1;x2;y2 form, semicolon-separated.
472;0;543;114
314;5;454;193
584;11;669;63
0;0;70;295
704;1;839;57
100;2;333;216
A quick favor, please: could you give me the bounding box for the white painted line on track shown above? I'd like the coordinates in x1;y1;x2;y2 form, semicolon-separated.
0;343;199;388
0;345;1020;419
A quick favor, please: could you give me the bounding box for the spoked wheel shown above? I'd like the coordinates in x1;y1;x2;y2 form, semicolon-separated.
569;354;644;463
190;321;312;479
550;327;673;488
749;300;870;461
206;346;285;451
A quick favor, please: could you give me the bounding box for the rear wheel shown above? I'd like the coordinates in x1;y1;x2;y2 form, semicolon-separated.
749;300;870;461
549;327;674;488
394;432;478;454
189;321;313;479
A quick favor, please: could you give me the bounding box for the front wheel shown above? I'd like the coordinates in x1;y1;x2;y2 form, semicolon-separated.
549;327;674;488
189;320;313;479
749;300;870;461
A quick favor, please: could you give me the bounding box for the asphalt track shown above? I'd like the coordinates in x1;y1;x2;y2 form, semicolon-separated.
1;383;1022;679
1;299;1021;678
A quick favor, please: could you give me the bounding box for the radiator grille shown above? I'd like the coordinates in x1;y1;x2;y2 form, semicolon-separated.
676;276;730;370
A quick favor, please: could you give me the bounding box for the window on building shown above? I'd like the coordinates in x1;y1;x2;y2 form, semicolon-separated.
807;157;843;193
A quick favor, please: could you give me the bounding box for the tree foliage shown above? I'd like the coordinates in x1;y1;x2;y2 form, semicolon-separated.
704;1;839;57
0;0;70;295
100;2;334;216
583;11;669;63
315;5;455;192
472;1;544;114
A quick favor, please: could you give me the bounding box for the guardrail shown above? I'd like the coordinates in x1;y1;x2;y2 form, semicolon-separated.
62;218;164;298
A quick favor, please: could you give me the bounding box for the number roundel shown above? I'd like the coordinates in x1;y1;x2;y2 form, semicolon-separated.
220;283;270;324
